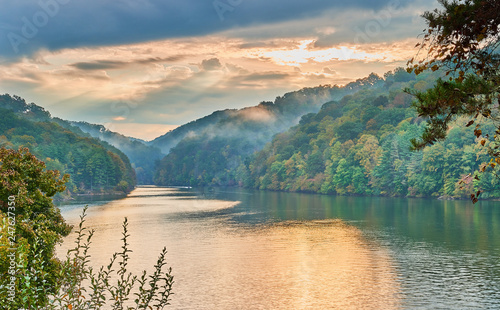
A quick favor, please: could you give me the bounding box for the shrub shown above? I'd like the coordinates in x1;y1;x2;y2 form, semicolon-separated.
46;207;174;310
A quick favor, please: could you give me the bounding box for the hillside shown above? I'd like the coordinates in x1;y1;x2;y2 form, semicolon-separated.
155;68;500;199
149;109;235;154
150;73;383;154
69;121;163;184
0;94;136;194
154;74;386;186
236;69;500;199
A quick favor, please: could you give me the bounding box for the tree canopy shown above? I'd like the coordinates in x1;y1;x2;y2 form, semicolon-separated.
152;68;500;199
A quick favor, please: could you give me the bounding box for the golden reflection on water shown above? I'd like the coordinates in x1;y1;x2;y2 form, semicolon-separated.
58;187;401;310
189;220;402;310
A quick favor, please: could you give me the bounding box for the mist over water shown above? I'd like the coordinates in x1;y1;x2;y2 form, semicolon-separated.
57;187;500;309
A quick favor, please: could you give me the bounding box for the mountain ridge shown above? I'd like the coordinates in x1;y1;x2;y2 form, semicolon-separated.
150;73;384;154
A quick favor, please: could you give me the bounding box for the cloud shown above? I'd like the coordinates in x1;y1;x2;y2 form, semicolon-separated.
70;60;129;71
200;58;223;71
238;41;296;49
215;71;293;89
225;63;249;74
0;0;440;141
323;67;337;75
70;56;185;70
241;72;290;82
0;0;418;59
52;69;111;81
0;32;417;134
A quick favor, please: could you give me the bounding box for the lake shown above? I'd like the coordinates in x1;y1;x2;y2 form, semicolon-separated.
57;186;500;309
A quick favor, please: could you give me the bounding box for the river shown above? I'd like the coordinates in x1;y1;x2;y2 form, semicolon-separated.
57;186;500;309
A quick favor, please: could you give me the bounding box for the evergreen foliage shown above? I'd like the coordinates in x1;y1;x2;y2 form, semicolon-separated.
407;0;500;201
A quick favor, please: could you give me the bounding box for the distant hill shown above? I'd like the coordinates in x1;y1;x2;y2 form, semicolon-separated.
69;121;163;184
149;110;234;154
150;73;383;154
153;73;386;186
0;94;136;194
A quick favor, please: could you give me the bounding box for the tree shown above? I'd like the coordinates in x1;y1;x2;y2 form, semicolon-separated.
409;0;500;78
407;0;500;202
0;147;71;306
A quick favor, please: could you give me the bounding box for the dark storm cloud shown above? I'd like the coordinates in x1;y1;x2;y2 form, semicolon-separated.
0;0;410;59
70;60;130;71
70;56;185;70
242;72;290;81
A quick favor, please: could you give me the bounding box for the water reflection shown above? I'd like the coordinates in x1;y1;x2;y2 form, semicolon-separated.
168;220;401;309
57;186;500;309
58;187;400;309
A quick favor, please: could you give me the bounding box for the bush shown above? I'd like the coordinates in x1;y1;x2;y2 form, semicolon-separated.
1;207;174;309
47;207;174;310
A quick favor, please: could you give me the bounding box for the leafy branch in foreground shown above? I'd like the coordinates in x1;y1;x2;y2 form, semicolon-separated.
47;206;174;310
408;0;500;79
406;0;500;202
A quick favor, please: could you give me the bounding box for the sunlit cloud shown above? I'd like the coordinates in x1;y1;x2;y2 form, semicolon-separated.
316;27;337;36
251;39;396;67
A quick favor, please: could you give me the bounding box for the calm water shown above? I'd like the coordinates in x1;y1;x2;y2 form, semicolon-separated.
57;186;500;309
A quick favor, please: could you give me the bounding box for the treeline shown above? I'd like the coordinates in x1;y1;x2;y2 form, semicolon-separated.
0;95;136;194
237;69;500;199
149;78;380;154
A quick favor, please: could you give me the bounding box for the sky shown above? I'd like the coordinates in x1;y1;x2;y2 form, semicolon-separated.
0;0;438;140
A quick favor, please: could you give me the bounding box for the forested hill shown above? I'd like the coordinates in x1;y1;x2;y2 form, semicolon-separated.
153;73;385;186
150;73;383;154
155;68;500;199
0;94;136;194
69;121;163;184
235;69;500;199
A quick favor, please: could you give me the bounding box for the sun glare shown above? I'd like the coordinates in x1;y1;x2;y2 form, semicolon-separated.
254;39;392;67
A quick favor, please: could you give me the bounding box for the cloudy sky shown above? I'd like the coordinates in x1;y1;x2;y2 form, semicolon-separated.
0;0;438;140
